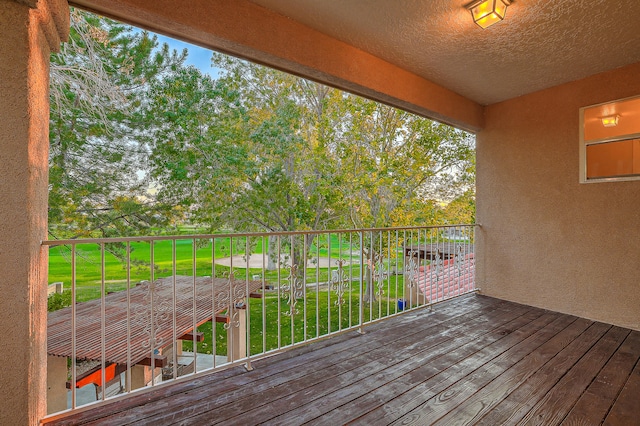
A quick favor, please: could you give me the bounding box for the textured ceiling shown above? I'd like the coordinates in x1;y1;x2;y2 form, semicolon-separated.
249;0;640;105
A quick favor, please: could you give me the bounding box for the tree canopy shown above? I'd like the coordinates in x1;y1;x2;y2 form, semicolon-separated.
49;10;475;241
49;9;186;239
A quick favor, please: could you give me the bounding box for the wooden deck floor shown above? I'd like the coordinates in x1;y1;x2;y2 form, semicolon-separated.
42;294;640;426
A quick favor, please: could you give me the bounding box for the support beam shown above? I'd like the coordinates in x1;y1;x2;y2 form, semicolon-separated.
0;1;69;424
69;0;484;132
227;305;247;362
46;356;68;415
127;365;147;390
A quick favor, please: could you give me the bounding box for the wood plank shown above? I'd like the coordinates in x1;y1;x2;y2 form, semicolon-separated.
390;321;610;426
178;331;204;342
500;325;628;425
113;298;529;425
475;322;613;425
433;325;628;426
282;309;556;426
44;294;493;426
137;355;168;368
562;330;640;425
195;306;542;425
353;313;583;426
46;296;639;426
603;333;640;426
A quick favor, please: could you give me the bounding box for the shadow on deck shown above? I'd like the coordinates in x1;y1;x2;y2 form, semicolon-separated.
42;294;640;425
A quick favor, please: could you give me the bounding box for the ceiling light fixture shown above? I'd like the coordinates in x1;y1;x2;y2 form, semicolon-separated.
467;0;511;29
601;115;620;127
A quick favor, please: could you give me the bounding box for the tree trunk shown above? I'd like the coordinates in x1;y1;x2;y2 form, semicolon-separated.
267;234;278;271
363;264;377;304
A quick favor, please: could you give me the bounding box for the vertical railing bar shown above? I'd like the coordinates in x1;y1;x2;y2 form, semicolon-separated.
467;225;471;293
416;228;424;304
431;226;442;306
422;227;428;306
315;235;320;339
378;231;382;319
246;237;252;369
338;233;342;331
410;229;415;308
150;241;155;386
386;230;391;318
212;238;217;370
327;233;331;334
435;227;440;303
454;226;458;298
358;231;364;333
417;228;422;306
100;243;106;400
302;235;307;342
473;225;476;292
172;240;177;380
262;237;266;354
71;244;76;409
443;226;447;302
441;226;445;302
228;237;234;363
396;229;404;309
443;228;456;297
125;242;132;393
463;225;468;294
402;229;418;308
370;230;374;323
277;236;281;349
470;225;474;292
192;239;197;374
290;235;295;346
348;232;353;329
453;226;458;298
461;226;464;295
452;226;456;299
395;230;399;315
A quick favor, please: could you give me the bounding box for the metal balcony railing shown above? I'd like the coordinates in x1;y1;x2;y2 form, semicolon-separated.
42;224;476;415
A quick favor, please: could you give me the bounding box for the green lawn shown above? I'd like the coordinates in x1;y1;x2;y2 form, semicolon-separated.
182;277;407;357
47;233;411;358
47;234;395;300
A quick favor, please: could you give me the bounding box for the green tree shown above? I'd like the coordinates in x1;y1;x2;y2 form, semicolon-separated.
333;96;475;302
49;9;186;240
146;55;348;270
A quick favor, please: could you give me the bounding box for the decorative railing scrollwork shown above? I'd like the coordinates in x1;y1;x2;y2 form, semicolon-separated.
330;259;349;306
282;263;304;316
134;280;170;349
216;271;247;329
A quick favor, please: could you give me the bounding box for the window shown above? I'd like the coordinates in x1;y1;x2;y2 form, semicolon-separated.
580;95;640;183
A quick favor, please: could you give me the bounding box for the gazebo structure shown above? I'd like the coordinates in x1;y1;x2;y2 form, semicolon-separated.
46;276;262;412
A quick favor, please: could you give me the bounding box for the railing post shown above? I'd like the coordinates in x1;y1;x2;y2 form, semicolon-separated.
358;231;365;334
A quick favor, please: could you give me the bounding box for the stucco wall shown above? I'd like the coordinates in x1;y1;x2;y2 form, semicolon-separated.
0;1;68;424
476;62;640;331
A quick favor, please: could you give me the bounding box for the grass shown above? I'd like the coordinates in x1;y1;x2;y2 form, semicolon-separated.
47;232;415;359
182;277;407;356
47;234;386;301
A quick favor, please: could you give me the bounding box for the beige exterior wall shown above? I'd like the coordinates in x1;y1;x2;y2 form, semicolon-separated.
0;1;68;424
476;62;640;331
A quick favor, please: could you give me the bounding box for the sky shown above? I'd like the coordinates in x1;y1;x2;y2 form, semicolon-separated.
154;33;221;79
